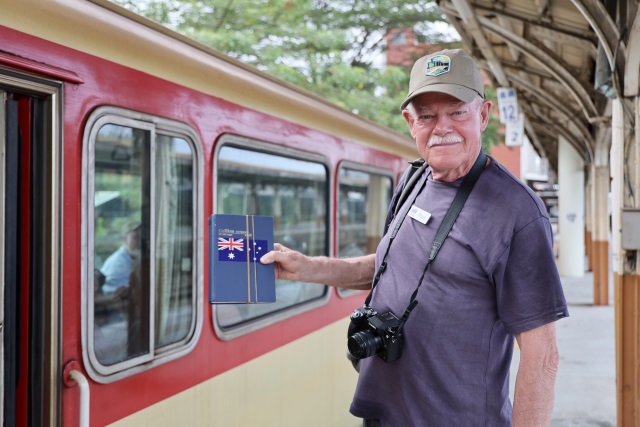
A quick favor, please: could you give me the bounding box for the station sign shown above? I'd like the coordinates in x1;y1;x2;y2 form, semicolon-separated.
497;87;518;124
505;112;524;147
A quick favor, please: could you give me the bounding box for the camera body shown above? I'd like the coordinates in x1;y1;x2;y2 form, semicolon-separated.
347;305;404;363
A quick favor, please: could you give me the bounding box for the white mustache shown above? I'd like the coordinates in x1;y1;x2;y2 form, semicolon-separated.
428;135;464;147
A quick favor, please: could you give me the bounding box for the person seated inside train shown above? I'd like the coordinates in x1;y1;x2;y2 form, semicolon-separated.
100;220;141;295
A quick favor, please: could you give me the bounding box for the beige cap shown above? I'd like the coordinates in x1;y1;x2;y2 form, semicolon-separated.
400;49;485;110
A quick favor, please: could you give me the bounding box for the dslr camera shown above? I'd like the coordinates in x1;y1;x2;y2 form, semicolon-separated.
347;305;404;363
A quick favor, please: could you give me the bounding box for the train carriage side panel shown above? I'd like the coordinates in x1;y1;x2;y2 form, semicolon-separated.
0;2;414;426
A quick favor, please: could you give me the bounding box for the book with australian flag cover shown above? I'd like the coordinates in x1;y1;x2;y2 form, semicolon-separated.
208;214;276;303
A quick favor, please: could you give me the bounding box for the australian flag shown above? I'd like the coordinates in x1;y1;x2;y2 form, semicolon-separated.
209;214;275;303
218;237;268;262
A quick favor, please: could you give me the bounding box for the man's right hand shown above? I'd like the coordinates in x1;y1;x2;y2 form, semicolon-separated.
260;243;310;282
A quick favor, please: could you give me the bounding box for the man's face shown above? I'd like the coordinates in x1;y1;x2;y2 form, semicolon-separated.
124;229;141;255
402;92;492;181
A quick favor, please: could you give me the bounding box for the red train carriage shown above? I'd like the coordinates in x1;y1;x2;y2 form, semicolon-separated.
0;0;416;426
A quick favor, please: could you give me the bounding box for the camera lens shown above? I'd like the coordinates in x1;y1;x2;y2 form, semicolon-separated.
348;331;383;359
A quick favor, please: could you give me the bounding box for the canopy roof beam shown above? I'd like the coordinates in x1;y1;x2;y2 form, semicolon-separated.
446;0;509;85
467;2;598;43
475;15;600;120
505;71;593;152
571;0;626;97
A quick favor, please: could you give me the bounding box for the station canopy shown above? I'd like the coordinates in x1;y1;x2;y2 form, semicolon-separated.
437;0;632;173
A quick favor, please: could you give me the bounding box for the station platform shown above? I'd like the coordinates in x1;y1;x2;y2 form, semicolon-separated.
509;272;616;426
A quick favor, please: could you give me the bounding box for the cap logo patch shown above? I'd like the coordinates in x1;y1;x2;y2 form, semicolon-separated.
425;55;451;77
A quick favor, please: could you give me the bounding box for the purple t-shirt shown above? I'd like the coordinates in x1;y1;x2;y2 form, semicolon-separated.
350;160;568;426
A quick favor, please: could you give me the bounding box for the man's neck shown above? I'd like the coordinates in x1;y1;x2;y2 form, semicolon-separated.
430;154;490;182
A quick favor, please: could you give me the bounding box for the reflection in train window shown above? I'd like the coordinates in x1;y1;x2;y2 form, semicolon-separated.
90;116;197;376
215;145;328;328
337;167;392;296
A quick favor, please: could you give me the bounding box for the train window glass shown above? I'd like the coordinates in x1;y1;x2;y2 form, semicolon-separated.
93;123;152;367
215;146;328;328
337;166;392;296
90;116;198;377
154;135;194;348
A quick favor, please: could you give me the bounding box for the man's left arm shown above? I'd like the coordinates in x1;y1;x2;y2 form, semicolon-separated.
512;322;559;427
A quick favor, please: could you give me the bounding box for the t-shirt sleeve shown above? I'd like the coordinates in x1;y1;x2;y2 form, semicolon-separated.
491;216;569;334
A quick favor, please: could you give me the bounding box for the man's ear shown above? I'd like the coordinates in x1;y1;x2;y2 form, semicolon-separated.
479;100;493;132
402;109;416;139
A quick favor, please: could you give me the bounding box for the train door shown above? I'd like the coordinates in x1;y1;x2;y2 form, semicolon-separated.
0;75;62;427
1;88;6;427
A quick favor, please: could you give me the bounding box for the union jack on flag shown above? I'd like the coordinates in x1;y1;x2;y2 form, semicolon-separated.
218;237;244;251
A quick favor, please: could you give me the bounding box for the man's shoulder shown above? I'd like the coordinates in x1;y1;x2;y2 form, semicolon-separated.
101;247;131;271
469;160;550;236
481;160;547;216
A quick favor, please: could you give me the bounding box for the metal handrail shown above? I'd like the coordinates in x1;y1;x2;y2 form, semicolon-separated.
68;369;90;427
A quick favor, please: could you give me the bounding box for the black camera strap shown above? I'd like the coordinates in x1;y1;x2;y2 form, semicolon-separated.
364;150;488;329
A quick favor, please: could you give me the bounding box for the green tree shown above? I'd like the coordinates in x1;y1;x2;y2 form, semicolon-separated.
113;0;501;147
482;86;503;153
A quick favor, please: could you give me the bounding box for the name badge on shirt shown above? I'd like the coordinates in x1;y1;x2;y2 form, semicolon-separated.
408;205;431;224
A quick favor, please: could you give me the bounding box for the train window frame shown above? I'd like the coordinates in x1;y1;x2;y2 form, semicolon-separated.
212;134;332;340
81;106;204;383
336;161;394;298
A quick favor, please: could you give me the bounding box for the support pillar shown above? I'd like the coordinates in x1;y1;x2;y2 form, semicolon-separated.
558;136;585;277
585;173;592;271
592;165;610;305
612;97;640;427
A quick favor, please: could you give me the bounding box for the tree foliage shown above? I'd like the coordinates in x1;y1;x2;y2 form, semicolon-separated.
113;0;501;148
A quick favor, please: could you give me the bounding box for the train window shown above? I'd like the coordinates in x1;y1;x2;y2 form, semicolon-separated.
85;108;202;380
337;165;393;297
214;143;329;334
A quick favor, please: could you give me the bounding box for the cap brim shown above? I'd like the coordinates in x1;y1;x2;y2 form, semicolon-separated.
400;84;480;110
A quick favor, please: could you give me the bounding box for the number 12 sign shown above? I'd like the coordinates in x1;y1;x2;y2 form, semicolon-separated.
497;87;518;124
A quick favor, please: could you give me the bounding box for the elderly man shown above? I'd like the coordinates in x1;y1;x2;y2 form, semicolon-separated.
261;49;568;427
